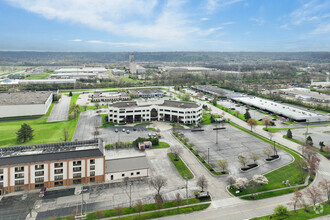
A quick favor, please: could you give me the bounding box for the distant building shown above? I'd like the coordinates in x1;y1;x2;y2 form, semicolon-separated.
0;79;76;85
232;96;328;122
129;54;146;74
129;89;164;98
51;67;107;79
276;88;330;103
111;69;125;75
91;92;130;102
0;140;105;195
160;66;213;72
108;100;202;124
105;156;149;181
0;91;53;118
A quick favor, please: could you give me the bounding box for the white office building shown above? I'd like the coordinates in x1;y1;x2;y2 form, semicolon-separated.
108;100;202;124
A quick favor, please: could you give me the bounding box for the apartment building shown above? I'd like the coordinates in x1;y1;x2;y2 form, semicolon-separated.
108;100;202;124
0;140;105;195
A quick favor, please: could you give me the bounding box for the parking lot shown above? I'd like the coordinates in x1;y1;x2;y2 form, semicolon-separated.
100;125;158;144
279;125;330;148
47;95;71;122
180;124;293;179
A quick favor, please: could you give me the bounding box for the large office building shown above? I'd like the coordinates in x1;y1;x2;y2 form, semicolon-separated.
108;100;202;124
0;91;53;118
91;92;130;102
128;89;164;98
0;140;105;195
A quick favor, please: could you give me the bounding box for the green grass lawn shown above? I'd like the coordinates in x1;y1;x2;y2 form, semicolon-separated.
25;72;52;80
0;116;79;147
153;142;170;149
240;186;307;200
201;113;220;125
45;102;55;117
56;197;207;220
251;201;329;220
168;153;194;179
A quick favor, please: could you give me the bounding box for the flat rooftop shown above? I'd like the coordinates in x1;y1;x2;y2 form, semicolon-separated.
0;91;52;105
55;67;107;73
279;88;330;100
0;140;103;166
110;100;200;109
105;156;149;173
129;89;164;94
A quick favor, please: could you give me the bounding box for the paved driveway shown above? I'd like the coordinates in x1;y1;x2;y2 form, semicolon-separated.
47;95;71;122
72;110;102;141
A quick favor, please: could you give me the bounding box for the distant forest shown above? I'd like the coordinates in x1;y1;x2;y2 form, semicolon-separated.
0;51;329;65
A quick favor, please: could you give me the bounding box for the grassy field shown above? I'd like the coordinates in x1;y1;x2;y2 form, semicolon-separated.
56;198;208;220
228;121;307;197
168;153;194;179
251;201;329;220
201;113;220;125
25;72;52;79
0;116;79;147
153;142;170;149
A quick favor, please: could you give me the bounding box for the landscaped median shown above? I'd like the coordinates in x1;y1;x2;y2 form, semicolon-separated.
172;131;227;176
227;121;311;200
168;153;194;179
55;198;210;220
251;201;330;220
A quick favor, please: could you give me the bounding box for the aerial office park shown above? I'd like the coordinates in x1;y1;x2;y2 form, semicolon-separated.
0;84;329;219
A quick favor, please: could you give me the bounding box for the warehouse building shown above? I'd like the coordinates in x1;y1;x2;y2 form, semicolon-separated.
105;156;149;181
129;89;164;98
0;91;53;118
233;96;328;122
0;140;105;195
51;67;107;79
108;100;202;124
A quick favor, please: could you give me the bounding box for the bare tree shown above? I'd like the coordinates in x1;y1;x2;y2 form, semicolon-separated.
308;155;320;175
300;146;317;161
175;193;183;210
217;159;228;173
155;195;163;211
249;153;260;164
288;189;304;212
94;102;100;109
262;117;272;130
238;155;248;168
197;175;208;192
247;118;258;132
263;146;273;159
268;131;274;141
62;128;70;142
169;146;183;161
318;179;330;202
135;200;144;216
226;176;236;187
305;186;322;206
114;206;124;219
295;159;308;183
150;176;168;198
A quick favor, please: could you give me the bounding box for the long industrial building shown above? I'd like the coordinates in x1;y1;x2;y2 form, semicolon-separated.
51;67;108;79
108;100;202;124
232;96;329;122
0;91;53;118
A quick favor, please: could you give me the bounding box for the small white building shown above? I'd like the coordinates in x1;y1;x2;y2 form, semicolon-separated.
0;91;53;118
105;156;149;181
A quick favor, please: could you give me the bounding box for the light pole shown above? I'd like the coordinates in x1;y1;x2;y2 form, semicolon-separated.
129;182;133;207
208;148;210;164
184;174;189;205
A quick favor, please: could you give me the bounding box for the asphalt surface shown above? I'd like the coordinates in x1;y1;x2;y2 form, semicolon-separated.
72;110;102;141
47;95;71;122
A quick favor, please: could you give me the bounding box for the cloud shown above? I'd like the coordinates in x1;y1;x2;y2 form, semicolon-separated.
280;24;291;30
250;17;265;26
205;0;243;13
310;23;330;35
200;17;209;21
70;39;82;42
289;0;330;25
87;40;154;48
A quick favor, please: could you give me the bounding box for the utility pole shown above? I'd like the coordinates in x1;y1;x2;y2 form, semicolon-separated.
273;140;277;156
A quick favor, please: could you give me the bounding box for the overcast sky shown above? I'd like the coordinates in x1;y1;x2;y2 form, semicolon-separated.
0;0;329;52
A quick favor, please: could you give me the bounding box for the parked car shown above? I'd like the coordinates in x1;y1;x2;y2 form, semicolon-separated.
133;128;137;131
195;191;210;200
122;128;126;132
39;187;47;197
115;128;118;133
126;130;130;134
